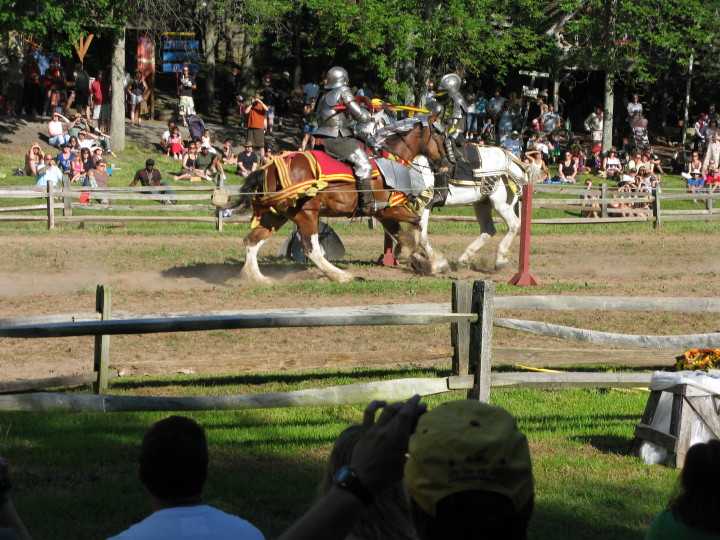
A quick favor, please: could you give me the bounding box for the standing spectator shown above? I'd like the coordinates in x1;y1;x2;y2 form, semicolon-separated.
107;416;264;540
497;102;514;143
584;106;603;147
220;65;241;126
424;80;436;103
46;112;70;147
127;70;147;127
4;55;22;116
694;113;709;154
43;57;66;115
302;76;320;105
298;97;318;151
257;74;277;134
276;71;294;132
236;145;258;178
129;159;175;205
540;103;561;133
177;66;196;127
22;56;42;115
487;88;507;123
475;90;488;131
35;153;63;187
89;70;111;132
627;93;643;122
246;94;268;162
703;119;720;169
356;81;373;99
73;62;91;120
465;93;478;140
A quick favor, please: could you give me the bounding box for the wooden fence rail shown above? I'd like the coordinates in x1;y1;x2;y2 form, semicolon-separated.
0;282;717;413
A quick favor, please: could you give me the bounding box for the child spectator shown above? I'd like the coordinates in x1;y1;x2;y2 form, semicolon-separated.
69;151;85;183
168;127;183;160
686;169;704;202
221;140;237;165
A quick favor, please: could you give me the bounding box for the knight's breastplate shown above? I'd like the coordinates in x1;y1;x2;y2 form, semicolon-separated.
315;87;352;137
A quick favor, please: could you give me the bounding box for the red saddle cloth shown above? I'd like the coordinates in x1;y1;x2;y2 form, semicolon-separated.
305;149;381;183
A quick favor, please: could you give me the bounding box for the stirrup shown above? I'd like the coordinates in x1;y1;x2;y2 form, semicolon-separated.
361;200;388;214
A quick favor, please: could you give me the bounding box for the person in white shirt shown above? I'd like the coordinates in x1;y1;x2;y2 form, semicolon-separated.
35;154;63;187
107;416;264;540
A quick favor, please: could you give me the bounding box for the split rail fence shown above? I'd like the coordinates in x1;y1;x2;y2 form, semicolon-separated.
0;281;717;414
1;183;718;231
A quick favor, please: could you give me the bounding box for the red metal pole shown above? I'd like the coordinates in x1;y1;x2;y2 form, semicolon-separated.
509;183;539;286
377;232;399;267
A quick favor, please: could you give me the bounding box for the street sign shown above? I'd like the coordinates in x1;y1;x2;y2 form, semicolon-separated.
519;70;550;78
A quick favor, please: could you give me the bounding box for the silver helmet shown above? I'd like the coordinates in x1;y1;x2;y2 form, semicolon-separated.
325;66;349;89
438;73;461;94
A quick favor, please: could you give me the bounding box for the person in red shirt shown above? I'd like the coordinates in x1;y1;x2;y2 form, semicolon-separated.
704;162;720;195
245;93;269;163
90;70;111;132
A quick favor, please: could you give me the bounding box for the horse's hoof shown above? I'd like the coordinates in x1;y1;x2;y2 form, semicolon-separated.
495;260;509;271
436;260;451;274
353;276;367;282
457;257;470;267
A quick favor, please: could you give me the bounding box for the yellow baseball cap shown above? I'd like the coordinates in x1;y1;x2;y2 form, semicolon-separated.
404;400;534;517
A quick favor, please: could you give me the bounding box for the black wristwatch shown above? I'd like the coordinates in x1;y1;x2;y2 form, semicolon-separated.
332;466;374;506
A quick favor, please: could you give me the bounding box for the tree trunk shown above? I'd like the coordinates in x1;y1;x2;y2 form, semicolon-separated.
681;54;693;148
110;28;126;152
239;29;256;97
203;16;218;116
602;70;614;151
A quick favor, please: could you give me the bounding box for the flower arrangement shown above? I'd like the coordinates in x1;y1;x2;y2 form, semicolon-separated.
676;348;720;371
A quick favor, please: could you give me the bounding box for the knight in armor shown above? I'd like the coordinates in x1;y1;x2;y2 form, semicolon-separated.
315;66;387;214
427;73;467;206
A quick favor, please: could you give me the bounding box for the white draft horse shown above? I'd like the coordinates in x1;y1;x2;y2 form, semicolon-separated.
231;112;449;283
416;145;539;274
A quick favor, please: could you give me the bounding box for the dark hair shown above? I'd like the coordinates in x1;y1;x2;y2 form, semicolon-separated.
669;440;720;533
320;425;416;540
138;416;209;501
411;491;533;540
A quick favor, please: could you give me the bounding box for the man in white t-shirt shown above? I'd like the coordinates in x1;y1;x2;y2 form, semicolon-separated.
107;416;264;540
35;154;63;187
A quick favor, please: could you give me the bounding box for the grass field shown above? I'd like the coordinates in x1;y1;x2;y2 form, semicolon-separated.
0;367;680;539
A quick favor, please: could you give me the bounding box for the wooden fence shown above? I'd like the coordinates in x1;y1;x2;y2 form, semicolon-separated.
1;182;718;231
0;280;717;413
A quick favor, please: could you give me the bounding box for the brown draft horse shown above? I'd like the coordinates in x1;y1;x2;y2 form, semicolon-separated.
233;111;447;283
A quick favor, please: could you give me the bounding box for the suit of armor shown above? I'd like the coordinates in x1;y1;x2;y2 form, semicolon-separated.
316;66;386;213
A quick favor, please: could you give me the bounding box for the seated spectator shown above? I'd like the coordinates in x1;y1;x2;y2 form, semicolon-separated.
480;117;495;143
107;416;264;540
47;112;70;147
279;397;535;540
570;144;589;174
646;441;720;540
645;151;665;175
681;151;704;181
237;145;259;178
556;150;578;183
636;166;658;189
501;131;522;157
56;143;74;175
221;140;237;165
320;424;416;540
76;130;94;149
618;168;637;188
705;164;720;194
201;129;214;151
602;147;623;181
24;144;43;176
91;146;104;166
160;121;177;155
69;151;85;183
83;159;111;204
0;455;32;540
686;169;704;201
534;133;551;163
79;148;94;173
129;159;176;205
173;142;200;182
35;153;63;187
526;148;550;182
671;145;689;174
168;127;183;160
627;151;643;173
194;144;226;182
67;135;80;153
581;179;600;218
589;145;603;172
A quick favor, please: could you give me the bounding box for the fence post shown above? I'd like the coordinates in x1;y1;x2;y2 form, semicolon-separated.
62;176;72;217
46;182;55;230
468;280;494;403
600;183;608;218
451;281;472;376
706;196;713;221
652;186;662;229
93;285;111;394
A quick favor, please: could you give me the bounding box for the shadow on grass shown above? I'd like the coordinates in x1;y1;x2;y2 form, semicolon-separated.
573;434;636;456
108;365;452;390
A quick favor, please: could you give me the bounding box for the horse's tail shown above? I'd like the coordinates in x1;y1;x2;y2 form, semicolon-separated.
229;169;265;211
